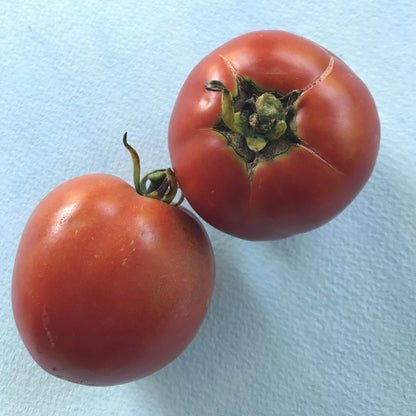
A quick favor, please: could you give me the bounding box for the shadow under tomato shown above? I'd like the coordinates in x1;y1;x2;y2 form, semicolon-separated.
134;232;271;414
135;229;332;416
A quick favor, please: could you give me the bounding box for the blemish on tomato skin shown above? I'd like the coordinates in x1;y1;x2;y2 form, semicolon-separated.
42;305;56;349
122;258;128;266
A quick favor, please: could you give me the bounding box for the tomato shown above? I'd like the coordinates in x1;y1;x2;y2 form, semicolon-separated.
168;31;380;240
12;141;215;386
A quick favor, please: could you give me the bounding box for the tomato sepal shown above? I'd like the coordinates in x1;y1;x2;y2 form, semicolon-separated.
123;133;184;206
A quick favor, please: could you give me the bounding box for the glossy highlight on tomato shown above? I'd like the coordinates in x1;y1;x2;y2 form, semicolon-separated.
12;173;215;386
168;30;380;240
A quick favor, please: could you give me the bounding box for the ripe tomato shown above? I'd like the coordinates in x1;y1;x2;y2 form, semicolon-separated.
12;157;215;385
168;31;380;240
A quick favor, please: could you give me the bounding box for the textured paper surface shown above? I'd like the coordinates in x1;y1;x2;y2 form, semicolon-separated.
1;1;415;415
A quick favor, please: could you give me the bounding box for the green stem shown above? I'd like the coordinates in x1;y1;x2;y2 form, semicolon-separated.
123;133;184;206
205;81;242;135
205;81;289;152
123;132;142;195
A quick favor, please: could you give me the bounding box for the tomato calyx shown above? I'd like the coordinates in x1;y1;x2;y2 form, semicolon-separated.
123;133;184;206
205;78;302;178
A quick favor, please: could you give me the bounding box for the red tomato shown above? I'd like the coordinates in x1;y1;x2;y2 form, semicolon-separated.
168;31;380;240
12;173;215;386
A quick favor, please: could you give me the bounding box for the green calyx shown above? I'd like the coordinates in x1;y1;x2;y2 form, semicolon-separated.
205;80;289;152
123;133;184;206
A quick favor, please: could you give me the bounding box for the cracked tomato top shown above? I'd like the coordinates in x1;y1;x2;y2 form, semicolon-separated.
168;31;380;240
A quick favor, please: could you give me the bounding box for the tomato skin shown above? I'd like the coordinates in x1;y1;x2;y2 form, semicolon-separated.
168;31;380;240
12;174;215;386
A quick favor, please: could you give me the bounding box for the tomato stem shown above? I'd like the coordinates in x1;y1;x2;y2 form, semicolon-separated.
123;132;142;195
123;133;184;206
205;80;289;152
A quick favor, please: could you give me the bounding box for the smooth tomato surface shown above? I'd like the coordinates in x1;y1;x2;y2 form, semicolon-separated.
12;174;215;386
168;31;380;240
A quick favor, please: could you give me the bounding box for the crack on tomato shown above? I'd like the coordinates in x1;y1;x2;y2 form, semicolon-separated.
296;144;345;175
302;56;335;93
219;54;239;84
